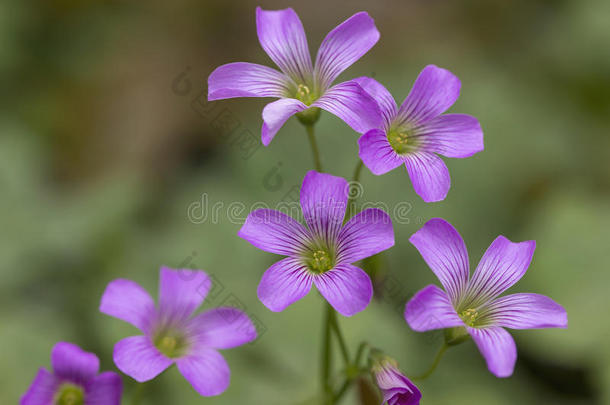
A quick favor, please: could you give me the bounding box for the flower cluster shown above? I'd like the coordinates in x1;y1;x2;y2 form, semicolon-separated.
21;6;568;405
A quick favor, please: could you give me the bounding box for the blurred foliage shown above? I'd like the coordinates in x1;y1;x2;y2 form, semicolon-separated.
1;0;609;404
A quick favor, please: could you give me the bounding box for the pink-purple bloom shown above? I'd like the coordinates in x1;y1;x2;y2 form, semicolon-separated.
238;171;394;316
208;7;382;145
99;267;256;396
373;360;421;405
21;342;122;405
355;66;484;202
405;218;567;377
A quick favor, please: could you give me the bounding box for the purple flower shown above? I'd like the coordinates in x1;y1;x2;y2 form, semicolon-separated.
404;218;567;377
99;267;257;396
238;171;394;316
355;66;484;202
21;342;122;405
373;360;421;405
208;7;382;145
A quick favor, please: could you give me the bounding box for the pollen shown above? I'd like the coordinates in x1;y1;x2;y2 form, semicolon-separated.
459;308;479;327
154;332;187;358
295;84;316;105
387;129;413;154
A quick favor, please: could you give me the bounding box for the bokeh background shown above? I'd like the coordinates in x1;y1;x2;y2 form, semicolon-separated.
2;0;609;403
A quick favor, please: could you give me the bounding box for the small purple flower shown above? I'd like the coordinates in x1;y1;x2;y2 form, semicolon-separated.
239;171;394;316
404;218;567;377
21;342;122;405
100;267;256;396
373;360;421;405
208;7;382;145
355;66;484;202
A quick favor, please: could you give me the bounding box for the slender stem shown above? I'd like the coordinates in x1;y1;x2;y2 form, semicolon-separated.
352;159;364;184
305;124;322;172
346;159;364;220
332;379;354;403
321;303;333;403
131;383;144;405
411;342;449;381
354;342;369;367
329;309;350;366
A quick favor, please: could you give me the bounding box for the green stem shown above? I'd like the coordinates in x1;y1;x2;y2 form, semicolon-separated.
354;342;369;367
411;342;449;381
329;309;350;366
332;378;354;403
131;383;144;405
346;159;364;220
352;159;364;183
321;303;333;403
305;124;322;172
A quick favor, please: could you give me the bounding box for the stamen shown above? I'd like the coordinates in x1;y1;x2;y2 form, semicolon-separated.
387;129;414;154
55;384;84;405
459;308;479;327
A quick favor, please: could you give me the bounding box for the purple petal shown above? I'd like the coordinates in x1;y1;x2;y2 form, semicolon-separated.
208;62;292;100
337;208;394;263
375;365;421;405
352;77;397;126
20;368;59;405
358;128;405;175
396;65;461;125
256;7;313;83
314;12;380;90
404;152;451;202
300;171;349;241
312;80;382;133
113;336;173;382
238;208;312;255
99;279;155;333
52;342;99;382
484;293;567;329
466;237;536;306
404;285;464;332
415;114;484;158
158;267;210;321
257;257;313;312
261;98;307;146
468;326;517;378
85;372;123;405
313;264;373;316
190;307;257;349
176;348;230;397
408;218;469;302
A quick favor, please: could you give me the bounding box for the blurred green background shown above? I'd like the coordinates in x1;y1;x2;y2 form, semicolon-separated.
2;0;609;403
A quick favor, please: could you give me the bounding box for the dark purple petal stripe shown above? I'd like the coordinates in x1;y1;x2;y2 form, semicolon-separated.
481;293;567;329
208;62;292;100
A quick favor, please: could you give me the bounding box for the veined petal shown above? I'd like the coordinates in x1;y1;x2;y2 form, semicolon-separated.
256;7;313;83
396;65;461;125
20;368;59;405
404;152;451;203
51;342;99;382
313;264;373;317
468;326;517;378
238;208;312;255
300;171;348;242
405;285;464;332
312;81;382;133
100;279;156;333
375;365;422;405
208;62;292;100
113;336;173;382
352;77;397;127
158;267;210;321
176;348;230;397
482;293;567;330
414;114;484;158
258;257;313;312
190;307;257;350
85;372;123;405
314;12;380;91
358;129;405;175
465;237;536;307
261;98;307;146
337;208;394;263
408;218;469;303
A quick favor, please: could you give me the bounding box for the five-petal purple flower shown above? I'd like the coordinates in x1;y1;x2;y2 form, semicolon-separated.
99;267;257;396
238;170;395;316
208;7;382;145
404;218;567;377
21;342;122;405
355;66;484;202
373;359;421;405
